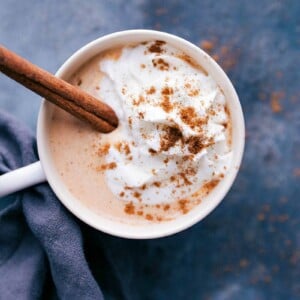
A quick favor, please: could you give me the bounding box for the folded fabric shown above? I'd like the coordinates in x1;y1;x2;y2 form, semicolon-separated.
0;110;104;300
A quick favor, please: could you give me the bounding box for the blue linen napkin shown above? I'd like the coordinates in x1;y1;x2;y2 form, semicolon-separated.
0;110;104;300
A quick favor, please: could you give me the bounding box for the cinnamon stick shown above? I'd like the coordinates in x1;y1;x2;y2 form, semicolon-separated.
0;45;118;133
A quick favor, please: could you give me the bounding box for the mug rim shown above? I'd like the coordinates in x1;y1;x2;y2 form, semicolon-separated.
37;29;245;239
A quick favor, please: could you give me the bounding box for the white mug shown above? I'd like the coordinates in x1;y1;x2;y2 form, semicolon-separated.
0;30;245;239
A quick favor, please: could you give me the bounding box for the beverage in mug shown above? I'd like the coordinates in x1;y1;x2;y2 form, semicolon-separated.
48;39;234;225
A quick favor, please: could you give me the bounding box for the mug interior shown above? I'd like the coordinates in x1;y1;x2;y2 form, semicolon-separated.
37;30;245;239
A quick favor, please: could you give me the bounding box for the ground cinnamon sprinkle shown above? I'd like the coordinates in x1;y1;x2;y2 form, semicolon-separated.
177;53;208;75
202;179;220;194
114;142;122;152
177;53;195;66
161;95;173;112
97;143;110;156
128;117;132;127
133;191;141;199
146;86;156;94
185;167;196;176
178;199;189;214
145;214;154;221
188;89;199;97
133;95;145;106
179;172;192;185
152;58;169;71
148;148;157;155
124;202;135;215
140;64;146;68
180;106;209;130
119;191;125;197
124;144;131;155
187;136;205;154
153;181;161;187
163;204;170;211
208;107;217;116
97;162;117;171
160;126;183;151
170;175;176;182
147;40;166;53
161;86;174;95
114;142;131;156
137;210;144;216
180;106;197;125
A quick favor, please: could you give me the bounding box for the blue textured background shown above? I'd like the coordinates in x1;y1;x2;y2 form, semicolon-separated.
1;1;299;299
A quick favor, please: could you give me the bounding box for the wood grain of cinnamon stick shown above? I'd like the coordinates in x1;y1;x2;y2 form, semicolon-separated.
0;45;118;133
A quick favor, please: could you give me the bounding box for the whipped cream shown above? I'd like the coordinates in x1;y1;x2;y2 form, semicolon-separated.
97;41;232;205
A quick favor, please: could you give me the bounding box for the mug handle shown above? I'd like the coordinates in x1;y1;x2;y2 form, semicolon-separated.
0;161;47;198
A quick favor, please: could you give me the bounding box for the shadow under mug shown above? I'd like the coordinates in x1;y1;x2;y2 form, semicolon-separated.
0;30;245;239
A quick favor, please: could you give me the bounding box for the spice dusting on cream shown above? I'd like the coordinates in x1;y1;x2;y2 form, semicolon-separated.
94;40;232;207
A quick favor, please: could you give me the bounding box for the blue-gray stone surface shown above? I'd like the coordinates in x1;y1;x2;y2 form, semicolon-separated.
0;0;299;299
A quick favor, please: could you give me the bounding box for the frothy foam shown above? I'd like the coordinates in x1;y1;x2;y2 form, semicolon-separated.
95;41;232;205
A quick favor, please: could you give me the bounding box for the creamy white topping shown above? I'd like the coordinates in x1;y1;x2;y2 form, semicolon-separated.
97;41;232;205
